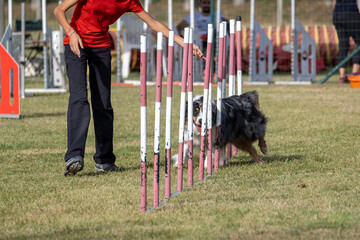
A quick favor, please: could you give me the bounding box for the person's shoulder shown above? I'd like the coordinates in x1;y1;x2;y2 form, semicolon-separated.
183;13;191;22
213;10;225;17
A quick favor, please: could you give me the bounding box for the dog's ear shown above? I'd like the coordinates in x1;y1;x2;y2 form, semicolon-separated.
200;96;203;103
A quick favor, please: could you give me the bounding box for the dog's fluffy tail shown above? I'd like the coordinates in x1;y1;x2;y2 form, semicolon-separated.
219;91;267;146
240;91;267;142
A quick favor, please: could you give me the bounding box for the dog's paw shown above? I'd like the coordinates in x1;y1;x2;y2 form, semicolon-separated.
172;154;178;168
219;157;226;167
259;146;268;155
258;140;268;155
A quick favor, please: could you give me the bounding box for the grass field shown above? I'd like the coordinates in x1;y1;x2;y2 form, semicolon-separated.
1;74;360;239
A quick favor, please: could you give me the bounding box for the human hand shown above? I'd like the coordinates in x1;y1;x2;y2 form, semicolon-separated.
69;32;84;58
193;44;206;60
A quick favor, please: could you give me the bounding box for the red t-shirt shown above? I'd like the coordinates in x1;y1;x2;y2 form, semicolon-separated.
64;0;143;48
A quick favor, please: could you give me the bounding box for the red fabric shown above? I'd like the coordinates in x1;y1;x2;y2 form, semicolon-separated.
64;0;143;48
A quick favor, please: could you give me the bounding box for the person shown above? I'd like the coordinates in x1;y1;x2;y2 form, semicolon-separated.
333;0;360;84
54;0;204;176
176;0;227;50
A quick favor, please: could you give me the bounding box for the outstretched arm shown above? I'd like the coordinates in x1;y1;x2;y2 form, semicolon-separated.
136;10;205;60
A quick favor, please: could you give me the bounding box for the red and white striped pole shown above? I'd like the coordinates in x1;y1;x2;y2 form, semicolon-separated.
228;19;236;159
153;32;163;207
207;75;213;175
187;28;194;187
140;35;148;212
177;27;190;192
233;16;243;156
222;21;227;101
165;31;174;200
214;23;225;171
236;16;243;95
205;24;214;176
221;22;228;166
199;24;213;180
228;19;236;98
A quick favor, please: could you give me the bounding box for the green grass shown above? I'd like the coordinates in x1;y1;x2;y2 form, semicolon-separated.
1;73;360;239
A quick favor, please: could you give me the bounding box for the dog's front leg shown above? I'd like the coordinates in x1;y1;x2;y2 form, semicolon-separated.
258;138;268;154
172;153;179;168
172;142;189;168
219;148;227;166
183;141;189;165
234;140;263;164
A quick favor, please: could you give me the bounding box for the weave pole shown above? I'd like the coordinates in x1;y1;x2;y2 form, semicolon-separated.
187;28;194;187
233;16;242;156
206;25;214;176
220;22;227;166
177;28;190;192
236;16;243;95
165;31;175;200
153;32;163;207
227;19;236;161
228;19;236;99
207;74;213;175
199;24;214;180
221;21;227;101
214;23;225;170
140;35;148;213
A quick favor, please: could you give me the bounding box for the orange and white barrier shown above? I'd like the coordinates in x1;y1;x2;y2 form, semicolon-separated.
0;44;20;119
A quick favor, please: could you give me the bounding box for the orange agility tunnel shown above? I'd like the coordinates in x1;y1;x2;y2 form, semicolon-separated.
236;24;358;73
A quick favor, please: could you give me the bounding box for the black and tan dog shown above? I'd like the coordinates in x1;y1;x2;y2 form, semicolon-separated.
173;91;268;167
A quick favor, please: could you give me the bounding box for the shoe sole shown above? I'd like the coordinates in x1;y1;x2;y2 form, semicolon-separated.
94;166;106;172
94;166;120;172
64;161;83;176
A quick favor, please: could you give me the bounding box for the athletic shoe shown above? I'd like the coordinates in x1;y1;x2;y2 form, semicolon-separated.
350;71;360;76
64;156;84;176
339;76;349;84
94;163;120;172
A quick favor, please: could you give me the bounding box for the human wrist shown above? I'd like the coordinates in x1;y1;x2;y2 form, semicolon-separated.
68;30;76;38
66;27;74;36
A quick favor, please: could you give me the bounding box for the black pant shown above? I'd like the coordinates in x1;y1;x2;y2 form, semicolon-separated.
333;12;360;65
64;45;115;164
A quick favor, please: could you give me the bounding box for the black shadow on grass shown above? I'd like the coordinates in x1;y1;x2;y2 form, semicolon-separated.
226;154;303;167
22;112;66;119
77;166;139;177
77;171;111;177
76;155;302;177
262;154;303;163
